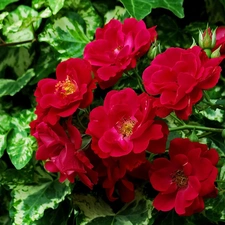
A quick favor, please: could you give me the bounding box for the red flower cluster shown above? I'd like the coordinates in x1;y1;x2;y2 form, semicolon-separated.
33;120;98;188
31;17;220;216
150;138;219;216
84;18;157;89
143;46;222;120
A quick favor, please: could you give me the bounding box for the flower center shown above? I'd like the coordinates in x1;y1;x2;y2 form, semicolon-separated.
116;118;136;137
55;76;77;97
114;46;123;55
171;170;188;188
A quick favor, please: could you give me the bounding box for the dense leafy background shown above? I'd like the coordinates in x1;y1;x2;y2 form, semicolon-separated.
1;0;225;224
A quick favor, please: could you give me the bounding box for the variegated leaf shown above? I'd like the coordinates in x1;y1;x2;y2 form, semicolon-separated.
10;180;71;225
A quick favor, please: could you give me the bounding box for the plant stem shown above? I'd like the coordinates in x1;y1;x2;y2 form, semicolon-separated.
169;113;186;125
203;91;225;110
136;74;145;92
169;125;223;133
0;39;36;47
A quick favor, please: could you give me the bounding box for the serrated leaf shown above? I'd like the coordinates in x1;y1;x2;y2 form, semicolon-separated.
39;12;89;60
0;0;18;11
10;180;71;225
2;5;41;43
0;69;35;97
48;0;65;15
119;0;184;20
0;47;34;77
74;192;153;225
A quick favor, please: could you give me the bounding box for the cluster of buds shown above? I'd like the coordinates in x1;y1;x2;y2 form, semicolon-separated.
198;27;221;58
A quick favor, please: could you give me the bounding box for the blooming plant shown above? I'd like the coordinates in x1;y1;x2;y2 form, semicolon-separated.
1;1;225;225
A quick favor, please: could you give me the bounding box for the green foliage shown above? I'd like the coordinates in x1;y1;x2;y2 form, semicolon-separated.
0;0;18;11
1;0;225;224
119;0;184;20
73;191;153;225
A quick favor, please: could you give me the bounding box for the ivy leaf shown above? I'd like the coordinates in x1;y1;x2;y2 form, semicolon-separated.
10;180;71;225
34;201;72;225
119;0;184;20
2;5;41;43
64;0;102;40
6;109;36;169
0;69;35;97
0;113;11;157
0;47;35;77
7;129;36;170
38;12;90;60
47;0;65;15
29;44;59;85
73;192;153;225
0;0;18;11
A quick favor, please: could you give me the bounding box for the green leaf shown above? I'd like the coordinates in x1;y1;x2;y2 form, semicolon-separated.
119;0;184;20
7;129;36;169
10;180;71;225
0;113;12;157
0;0;18;11
64;0;102;40
34;201;72;225
0;69;35;97
39;12;90;60
2;5;41;43
6;109;36;169
0;47;35;77
29;44;60;85
0;12;9;30
73;192;153;225
48;0;65;15
104;6;127;23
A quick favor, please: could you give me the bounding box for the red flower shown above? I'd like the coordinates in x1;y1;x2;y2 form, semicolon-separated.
150;138;219;216
84;18;157;89
34;58;96;125
86;88;168;158
214;26;225;56
143;46;222;120
95;151;151;202
33;120;98;189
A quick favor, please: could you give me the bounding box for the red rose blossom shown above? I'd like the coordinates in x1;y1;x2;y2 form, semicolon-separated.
34;58;96;125
33;120;98;189
84;18;157;89
150;138;219;216
86;88;168;158
143;46;222;120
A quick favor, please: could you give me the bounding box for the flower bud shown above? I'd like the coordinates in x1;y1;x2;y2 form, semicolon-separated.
198;27;216;49
204;49;211;58
211;46;221;58
147;41;161;60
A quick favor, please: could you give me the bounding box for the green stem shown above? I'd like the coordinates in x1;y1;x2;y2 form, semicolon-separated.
169;125;223;133
136;74;145;92
0;38;36;47
169;113;186;125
